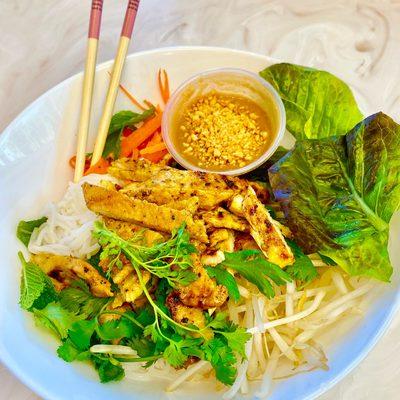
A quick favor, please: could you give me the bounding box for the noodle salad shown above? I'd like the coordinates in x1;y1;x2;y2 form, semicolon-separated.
16;64;400;399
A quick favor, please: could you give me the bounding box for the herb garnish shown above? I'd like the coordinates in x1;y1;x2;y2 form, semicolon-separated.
103;108;155;159
17;217;47;247
215;250;292;298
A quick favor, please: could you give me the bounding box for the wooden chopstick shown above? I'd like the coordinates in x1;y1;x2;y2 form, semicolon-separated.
74;0;104;182
90;0;141;166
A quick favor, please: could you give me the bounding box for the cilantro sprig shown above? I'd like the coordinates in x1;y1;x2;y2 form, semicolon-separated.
93;223;251;385
285;240;318;282
19;224;252;386
93;221;197;287
59;279;111;319
205;266;240;302
215;250;292;298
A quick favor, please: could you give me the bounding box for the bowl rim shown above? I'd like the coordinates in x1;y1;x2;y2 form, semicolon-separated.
161;67;286;176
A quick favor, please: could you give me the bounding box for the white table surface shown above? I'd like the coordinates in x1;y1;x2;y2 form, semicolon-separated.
1;0;399;399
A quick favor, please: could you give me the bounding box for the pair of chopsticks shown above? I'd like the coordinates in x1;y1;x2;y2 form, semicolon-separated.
74;0;141;182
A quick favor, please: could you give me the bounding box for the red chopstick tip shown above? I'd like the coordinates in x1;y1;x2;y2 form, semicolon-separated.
88;0;104;39
121;0;141;38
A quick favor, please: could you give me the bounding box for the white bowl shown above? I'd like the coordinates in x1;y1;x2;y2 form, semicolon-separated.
0;46;399;400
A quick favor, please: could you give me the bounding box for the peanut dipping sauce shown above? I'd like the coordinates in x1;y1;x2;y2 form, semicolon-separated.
170;92;275;172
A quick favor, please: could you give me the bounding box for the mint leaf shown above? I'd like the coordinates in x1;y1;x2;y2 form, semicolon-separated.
19;252;57;310
285;240;318;282
205;266;240;302
17;217;47;247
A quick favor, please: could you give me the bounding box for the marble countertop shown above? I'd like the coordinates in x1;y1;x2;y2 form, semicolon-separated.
1;0;399;399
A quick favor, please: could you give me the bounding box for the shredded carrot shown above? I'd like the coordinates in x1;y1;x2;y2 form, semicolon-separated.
69;155;77;168
119;83;147;110
146;131;163;147
122;126;134;137
140;142;166;155
121;113;163;157
142;149;168;163
131;148;140;160
84;157;110;175
108;71;147;111
153;132;163;144
158;69;170;104
69;155;91;172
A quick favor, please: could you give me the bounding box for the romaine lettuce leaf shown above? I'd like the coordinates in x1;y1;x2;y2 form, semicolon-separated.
269;112;400;281
260;63;363;140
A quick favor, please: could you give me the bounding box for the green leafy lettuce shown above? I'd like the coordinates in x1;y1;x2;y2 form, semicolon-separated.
17;217;47;247
19;252;58;310
260;63;363;140
103;108;155;158
269;112;400;281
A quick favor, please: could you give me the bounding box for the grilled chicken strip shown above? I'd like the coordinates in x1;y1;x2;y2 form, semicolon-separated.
242;187;294;268
82;183;208;243
209;229;235;252
201;229;235;266
103;217;166;244
234;232;259;251
166;291;207;329
100;218;160;305
112;264;151;303
201;250;225;267
31;253;112;297
122;183;233;211
109;158;269;201
228;194;245;216
177;255;228;309
109;158;184;183
201;208;249;232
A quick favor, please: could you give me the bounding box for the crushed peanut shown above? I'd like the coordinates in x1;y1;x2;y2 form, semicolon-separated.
179;94;270;169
